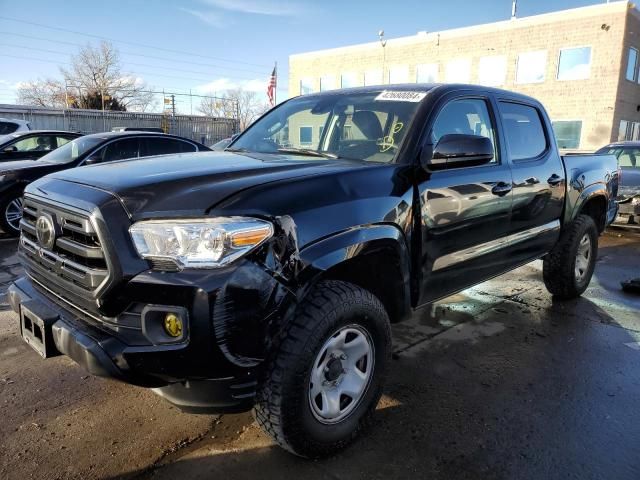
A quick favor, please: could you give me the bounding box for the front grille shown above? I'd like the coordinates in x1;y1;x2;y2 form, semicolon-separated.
19;197;109;293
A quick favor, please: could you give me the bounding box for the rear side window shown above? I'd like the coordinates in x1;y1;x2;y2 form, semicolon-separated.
499;102;547;161
0;121;19;135
142;138;196;157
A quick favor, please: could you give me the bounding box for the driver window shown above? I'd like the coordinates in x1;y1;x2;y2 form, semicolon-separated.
431;98;498;164
13;135;56;152
99;138;140;163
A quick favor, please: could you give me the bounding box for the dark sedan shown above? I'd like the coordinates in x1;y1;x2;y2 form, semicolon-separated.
0;130;83;162
0;131;210;235
596;141;640;225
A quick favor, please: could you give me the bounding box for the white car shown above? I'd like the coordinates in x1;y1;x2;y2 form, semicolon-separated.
0;118;31;135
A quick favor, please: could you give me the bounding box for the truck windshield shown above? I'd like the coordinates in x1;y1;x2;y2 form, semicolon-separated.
40;137;103;164
231;91;426;163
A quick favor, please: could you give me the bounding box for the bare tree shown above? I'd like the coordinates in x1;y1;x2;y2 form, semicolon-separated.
61;41;155;112
198;88;268;130
17;79;67;108
17;42;156;111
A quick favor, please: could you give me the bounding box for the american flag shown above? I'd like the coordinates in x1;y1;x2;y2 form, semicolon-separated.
267;65;277;107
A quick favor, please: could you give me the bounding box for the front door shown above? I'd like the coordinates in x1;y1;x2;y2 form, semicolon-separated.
417;94;513;305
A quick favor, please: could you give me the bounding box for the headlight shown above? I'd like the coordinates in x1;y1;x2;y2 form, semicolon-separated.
129;217;273;269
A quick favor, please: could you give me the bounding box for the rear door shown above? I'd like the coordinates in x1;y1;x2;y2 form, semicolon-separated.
496;100;565;263
417;93;514;304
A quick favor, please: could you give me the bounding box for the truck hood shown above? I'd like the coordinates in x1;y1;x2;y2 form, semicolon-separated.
47;151;369;217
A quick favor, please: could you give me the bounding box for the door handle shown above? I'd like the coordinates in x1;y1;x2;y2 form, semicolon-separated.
491;182;512;196
547;174;563;186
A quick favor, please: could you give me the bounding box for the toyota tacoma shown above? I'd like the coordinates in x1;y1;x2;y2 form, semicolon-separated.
8;84;619;457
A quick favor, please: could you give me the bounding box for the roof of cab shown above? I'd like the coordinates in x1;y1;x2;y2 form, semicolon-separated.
296;83;542;104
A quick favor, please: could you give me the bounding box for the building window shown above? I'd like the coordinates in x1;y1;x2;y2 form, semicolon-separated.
364;69;383;86
626;48;638;81
416;63;438;83
516;51;547;84
320;75;335;92
341;72;359;88
552;120;582;149
445;58;471;83
619;120;630;141
499;102;547;160
478;56;507;86
388;65;409;84
299;126;313;145
557;47;591;80
300;78;314;95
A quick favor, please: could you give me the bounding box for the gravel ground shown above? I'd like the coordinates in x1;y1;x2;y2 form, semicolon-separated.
1;230;639;480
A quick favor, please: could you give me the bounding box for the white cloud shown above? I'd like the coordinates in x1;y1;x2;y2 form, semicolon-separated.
194;77;266;94
179;7;226;27
200;0;303;16
0;80;21;90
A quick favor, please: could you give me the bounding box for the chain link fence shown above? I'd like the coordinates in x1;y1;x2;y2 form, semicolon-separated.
0;104;239;145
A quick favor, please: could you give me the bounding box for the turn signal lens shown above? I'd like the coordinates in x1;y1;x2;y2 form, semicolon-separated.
164;313;183;338
231;225;273;247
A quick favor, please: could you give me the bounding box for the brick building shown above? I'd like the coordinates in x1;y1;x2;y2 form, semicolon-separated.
288;1;640;151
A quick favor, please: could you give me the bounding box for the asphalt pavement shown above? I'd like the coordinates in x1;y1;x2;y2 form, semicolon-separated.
1;230;639;480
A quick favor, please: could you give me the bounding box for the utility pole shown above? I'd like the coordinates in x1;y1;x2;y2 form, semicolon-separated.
511;0;517;19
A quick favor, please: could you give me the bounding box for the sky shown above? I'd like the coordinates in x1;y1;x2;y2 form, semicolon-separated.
0;0;618;112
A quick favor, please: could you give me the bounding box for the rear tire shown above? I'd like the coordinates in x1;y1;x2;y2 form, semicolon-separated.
0;189;24;236
254;280;391;458
543;214;598;299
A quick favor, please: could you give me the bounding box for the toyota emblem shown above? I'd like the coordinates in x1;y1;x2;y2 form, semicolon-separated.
35;215;56;250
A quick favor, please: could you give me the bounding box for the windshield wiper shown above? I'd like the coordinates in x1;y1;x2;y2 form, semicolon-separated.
277;147;339;159
225;147;251;153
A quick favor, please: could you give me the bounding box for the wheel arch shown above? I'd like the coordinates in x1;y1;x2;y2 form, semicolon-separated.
297;224;412;323
573;189;608;233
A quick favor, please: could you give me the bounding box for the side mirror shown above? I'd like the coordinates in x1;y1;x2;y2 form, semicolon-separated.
424;134;494;170
84;154;101;165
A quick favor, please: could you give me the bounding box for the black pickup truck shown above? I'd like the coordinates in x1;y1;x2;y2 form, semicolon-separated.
8;84;618;458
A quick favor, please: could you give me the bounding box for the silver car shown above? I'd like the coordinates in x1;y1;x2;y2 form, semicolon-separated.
596;142;640;225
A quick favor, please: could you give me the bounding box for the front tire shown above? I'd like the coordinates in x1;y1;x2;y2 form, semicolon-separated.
543;214;598;299
0;189;24;236
254;280;391;458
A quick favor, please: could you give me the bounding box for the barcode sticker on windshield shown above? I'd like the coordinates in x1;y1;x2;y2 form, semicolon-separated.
375;91;427;102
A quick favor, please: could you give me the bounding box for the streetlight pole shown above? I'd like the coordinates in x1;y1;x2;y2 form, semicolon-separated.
379;30;387;84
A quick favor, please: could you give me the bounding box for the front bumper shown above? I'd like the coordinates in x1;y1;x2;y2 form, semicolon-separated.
7;269;283;413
